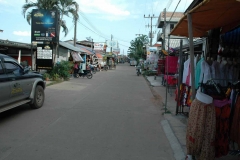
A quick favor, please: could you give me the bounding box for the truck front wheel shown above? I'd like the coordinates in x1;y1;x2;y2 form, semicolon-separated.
30;85;45;109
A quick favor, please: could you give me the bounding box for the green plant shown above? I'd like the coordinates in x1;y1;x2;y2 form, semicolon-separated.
43;72;50;80
52;73;60;81
50;61;73;80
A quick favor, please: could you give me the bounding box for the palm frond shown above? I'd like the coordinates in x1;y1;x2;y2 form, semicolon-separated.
26;12;32;25
60;20;68;37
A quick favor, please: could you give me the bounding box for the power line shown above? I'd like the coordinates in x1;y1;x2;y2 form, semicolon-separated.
166;0;173;11
77;9;131;44
76;20;130;48
62;13;131;48
168;0;181;23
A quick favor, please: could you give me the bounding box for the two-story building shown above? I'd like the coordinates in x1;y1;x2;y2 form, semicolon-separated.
157;12;188;51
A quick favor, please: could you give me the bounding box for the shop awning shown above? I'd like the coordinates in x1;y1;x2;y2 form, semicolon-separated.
95;53;103;59
170;0;240;37
71;52;84;62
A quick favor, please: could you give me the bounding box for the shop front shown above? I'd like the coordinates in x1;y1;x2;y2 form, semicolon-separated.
169;0;240;159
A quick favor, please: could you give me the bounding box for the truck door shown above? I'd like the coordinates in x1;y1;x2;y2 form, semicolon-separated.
0;59;11;107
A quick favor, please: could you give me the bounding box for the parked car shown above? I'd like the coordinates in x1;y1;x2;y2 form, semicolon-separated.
0;53;46;113
130;59;137;66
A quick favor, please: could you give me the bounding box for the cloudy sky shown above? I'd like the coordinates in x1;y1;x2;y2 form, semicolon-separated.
0;0;193;53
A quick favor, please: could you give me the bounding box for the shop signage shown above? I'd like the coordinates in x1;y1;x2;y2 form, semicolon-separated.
113;48;120;54
94;42;105;50
31;9;59;42
107;40;117;48
36;44;53;70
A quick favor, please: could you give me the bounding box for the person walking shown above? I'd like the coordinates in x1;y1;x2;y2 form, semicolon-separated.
74;62;79;77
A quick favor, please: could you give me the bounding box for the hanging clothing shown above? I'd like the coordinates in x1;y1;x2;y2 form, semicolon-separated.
219;62;227;86
233;65;240;82
183;58;191;85
214;99;231;158
230;95;240;146
226;64;234;84
199;60;216;84
212;61;221;84
186;64;191;86
230;90;238;129
195;57;204;88
186;98;216;160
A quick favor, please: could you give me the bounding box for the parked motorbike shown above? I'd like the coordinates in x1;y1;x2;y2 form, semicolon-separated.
75;70;92;79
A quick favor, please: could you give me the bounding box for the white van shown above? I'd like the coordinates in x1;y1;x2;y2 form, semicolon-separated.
130;59;137;66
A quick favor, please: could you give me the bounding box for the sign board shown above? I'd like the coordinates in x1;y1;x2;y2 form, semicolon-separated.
107;40;117;48
94;42;105;50
36;44;53;70
31;9;59;42
112;48;120;54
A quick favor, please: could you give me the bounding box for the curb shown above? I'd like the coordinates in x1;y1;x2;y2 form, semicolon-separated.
161;120;186;160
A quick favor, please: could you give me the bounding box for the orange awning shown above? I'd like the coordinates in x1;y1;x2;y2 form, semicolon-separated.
95;53;103;59
170;0;240;37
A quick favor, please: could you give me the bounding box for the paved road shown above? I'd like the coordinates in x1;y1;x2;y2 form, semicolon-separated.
0;63;175;160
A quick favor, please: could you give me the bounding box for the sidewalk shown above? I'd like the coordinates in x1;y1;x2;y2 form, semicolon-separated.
146;76;240;160
146;76;187;160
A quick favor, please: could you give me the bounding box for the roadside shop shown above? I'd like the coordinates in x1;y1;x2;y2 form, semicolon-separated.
168;0;240;159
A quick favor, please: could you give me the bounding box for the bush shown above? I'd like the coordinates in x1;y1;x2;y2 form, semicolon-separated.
43;72;50;80
49;61;73;80
142;70;158;76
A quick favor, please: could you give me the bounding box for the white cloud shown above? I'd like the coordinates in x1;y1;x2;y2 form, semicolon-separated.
13;31;31;36
77;0;130;20
0;0;7;4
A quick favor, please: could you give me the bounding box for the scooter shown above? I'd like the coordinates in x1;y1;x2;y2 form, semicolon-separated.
136;66;141;76
75;70;92;79
89;64;96;74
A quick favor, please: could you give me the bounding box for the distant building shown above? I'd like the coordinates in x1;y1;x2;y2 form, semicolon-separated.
156;12;189;50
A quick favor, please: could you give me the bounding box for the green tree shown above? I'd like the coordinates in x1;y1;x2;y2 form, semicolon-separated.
127;35;149;63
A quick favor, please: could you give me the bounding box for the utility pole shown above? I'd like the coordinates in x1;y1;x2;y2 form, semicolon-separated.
144;14;158;46
162;8;166;50
74;20;77;46
90;38;93;51
110;34;113;54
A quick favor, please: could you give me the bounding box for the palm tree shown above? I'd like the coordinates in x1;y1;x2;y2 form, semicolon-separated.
57;0;79;45
22;0;79;37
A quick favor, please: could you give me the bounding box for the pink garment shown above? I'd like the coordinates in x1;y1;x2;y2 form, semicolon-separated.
74;63;78;69
213;99;231;108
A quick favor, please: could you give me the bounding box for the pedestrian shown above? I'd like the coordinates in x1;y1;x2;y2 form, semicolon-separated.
74;62;79;77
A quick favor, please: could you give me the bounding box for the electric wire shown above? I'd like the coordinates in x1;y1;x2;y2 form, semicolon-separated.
77;8;131;45
168;0;182;23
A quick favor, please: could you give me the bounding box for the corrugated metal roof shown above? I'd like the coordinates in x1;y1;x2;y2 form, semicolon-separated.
65;42;95;55
0;39;32;49
59;41;85;52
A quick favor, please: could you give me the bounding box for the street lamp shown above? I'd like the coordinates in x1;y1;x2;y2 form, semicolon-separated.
86;36;93;51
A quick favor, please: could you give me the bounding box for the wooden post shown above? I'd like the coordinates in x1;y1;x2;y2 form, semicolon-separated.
187;12;196;100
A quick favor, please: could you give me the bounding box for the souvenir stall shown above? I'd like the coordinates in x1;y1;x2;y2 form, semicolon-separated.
170;0;240;159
